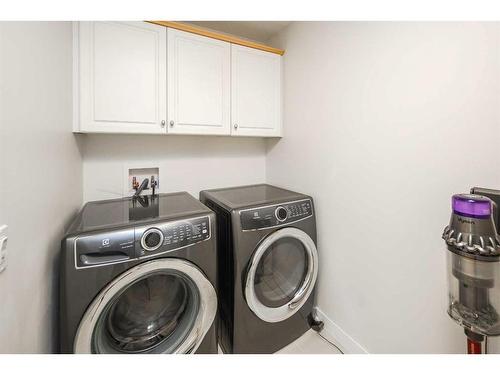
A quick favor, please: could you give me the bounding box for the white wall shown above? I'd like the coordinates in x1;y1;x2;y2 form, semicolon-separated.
266;22;500;353
82;135;266;202
0;22;83;352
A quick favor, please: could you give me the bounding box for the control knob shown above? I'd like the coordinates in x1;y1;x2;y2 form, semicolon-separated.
141;228;164;252
275;206;288;222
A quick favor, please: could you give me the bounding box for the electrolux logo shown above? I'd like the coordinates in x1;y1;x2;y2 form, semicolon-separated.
102;238;110;246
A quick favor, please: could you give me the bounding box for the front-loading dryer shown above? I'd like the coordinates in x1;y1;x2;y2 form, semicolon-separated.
200;184;319;353
60;192;217;354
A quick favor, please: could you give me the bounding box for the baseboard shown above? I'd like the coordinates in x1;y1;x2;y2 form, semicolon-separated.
314;307;369;354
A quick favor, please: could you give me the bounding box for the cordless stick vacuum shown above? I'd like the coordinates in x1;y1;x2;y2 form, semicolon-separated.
442;188;500;354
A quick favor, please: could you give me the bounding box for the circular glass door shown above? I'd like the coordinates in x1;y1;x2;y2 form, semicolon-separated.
74;259;217;354
245;228;318;323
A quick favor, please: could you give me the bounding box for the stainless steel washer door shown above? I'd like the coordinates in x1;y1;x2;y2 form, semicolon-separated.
245;227;318;323
74;259;217;354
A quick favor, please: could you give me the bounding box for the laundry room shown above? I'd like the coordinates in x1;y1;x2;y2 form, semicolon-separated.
2;0;500;373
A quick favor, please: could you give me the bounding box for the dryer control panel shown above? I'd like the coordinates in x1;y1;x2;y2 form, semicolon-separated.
240;199;313;231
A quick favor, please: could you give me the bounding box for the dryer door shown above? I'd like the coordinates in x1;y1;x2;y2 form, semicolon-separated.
74;259;217;354
245;227;319;323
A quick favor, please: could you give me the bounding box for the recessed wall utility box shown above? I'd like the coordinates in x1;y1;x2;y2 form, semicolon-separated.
125;166;160;197
0;225;8;273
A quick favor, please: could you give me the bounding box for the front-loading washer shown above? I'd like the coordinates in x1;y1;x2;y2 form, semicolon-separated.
200;184;319;353
60;192;217;354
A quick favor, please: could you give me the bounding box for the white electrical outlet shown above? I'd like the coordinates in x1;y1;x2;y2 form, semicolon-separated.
0;225;8;273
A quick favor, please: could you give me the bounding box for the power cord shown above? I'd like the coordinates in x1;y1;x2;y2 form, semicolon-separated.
318;332;345;354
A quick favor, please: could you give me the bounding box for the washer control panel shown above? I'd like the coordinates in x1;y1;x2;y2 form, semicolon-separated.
136;216;210;256
240;199;313;231
74;216;211;269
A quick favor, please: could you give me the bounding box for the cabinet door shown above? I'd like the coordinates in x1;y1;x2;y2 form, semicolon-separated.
77;22;167;133
231;45;282;137
167;28;230;135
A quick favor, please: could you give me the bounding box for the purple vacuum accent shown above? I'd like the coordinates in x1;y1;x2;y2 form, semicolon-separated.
452;194;492;219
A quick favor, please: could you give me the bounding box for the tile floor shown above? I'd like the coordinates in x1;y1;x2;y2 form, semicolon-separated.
218;329;342;354
276;329;342;354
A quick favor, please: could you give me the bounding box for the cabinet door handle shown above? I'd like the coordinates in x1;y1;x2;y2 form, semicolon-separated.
161;120;165;127
170;121;174;127
234;124;238;130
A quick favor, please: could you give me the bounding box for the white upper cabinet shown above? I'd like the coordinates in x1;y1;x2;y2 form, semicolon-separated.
231;45;282;137
167;29;231;135
74;22;282;137
75;22;167;133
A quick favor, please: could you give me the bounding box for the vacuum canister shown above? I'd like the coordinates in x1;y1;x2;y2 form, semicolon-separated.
443;192;500;352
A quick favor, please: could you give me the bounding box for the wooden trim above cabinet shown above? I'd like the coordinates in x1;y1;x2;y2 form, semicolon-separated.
147;21;285;56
